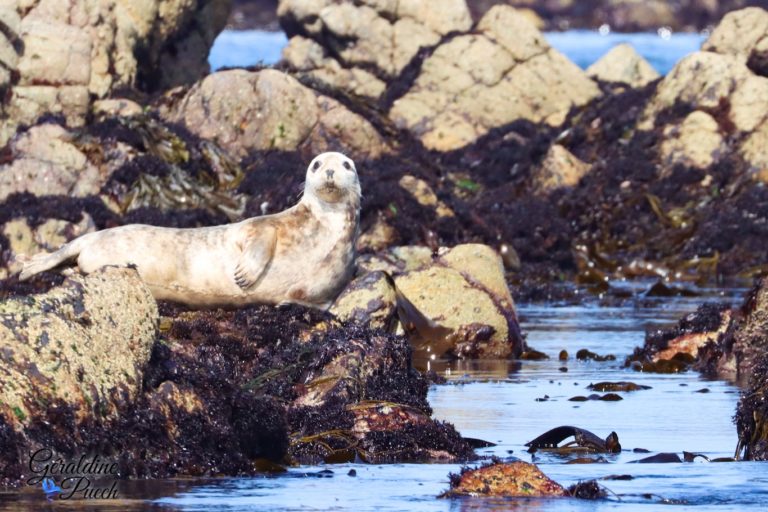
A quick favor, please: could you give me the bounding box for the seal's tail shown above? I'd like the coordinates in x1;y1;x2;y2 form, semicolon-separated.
18;237;86;281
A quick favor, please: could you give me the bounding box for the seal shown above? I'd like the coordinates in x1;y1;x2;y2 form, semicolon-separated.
19;152;361;309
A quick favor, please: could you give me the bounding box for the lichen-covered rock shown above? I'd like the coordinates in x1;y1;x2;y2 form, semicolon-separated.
443;461;567;498
0;0;230;146
0;123;104;202
0;267;158;428
586;43;660;87
330;271;397;331
532;144;591;193
163;69;388;160
389;6;600;151
659;111;725;171
394;244;522;358
278;0;472;97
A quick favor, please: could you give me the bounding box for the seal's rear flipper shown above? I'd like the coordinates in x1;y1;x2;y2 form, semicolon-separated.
18;238;84;281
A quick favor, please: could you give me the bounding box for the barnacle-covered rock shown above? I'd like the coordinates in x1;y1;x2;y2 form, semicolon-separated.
330;271;398;331
586;43;660;87
0;267;158;429
442;461;567;498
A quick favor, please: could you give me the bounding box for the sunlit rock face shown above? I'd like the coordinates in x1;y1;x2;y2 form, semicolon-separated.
0;0;231;146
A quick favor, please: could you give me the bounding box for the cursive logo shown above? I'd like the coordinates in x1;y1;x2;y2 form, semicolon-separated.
27;449;119;500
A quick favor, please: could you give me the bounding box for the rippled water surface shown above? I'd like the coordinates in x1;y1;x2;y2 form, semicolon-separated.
208;29;706;74
4;288;764;511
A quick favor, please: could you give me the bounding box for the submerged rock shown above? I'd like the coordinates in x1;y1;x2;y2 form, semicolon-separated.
442;461;567;498
0;267;157;429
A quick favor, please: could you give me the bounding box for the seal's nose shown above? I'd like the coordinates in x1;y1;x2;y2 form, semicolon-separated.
326;169;335;179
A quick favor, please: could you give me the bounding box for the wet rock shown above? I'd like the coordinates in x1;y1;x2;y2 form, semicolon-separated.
0;0;230;145
389;5;599;151
627;303;736;377
576;349;616;362
329;271;397;331
630;452;683;463
164;69;388;160
0;123;103;202
531;144;591;193
394;244;523;359
736;352;768;460
0;267;158;428
568;393;623;402
442;461;567;498
587;381;651;392
278;0;472;97
586;43;660;88
726;277;768;380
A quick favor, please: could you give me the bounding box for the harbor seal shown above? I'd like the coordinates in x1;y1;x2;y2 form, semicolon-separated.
19;152;361;309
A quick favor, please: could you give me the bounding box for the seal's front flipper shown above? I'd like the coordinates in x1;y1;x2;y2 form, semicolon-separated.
234;226;276;290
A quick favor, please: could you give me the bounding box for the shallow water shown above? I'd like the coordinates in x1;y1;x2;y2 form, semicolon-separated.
4;288;764;511
208;29;706;75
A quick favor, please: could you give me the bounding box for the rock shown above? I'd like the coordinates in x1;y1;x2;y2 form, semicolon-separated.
278;0;472;90
443;461;567;498
0;0;230;146
398;175;454;218
0;123;103;202
389;5;599;151
639;52;768;135
394;244;522;358
659;111;724;171
357;246;434;275
330;271;398;331
0;267;158;428
164;69;388;160
92;98;144;118
531;144;591;193
701;7;768;64
736;352;768;460
586;43;660;87
356;214;399;252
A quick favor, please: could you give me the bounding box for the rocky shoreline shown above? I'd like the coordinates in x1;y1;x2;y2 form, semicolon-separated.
2;0;768;494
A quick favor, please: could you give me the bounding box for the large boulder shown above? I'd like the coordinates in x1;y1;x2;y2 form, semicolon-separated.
278;0;472;98
163;69;389;160
0;267;158;429
389;6;600;151
0;0;231;146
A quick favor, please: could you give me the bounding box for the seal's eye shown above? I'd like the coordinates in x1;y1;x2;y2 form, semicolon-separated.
312;161;321;172
343;161;352;170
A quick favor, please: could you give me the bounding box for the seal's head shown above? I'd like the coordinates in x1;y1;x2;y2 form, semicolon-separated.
304;152;361;205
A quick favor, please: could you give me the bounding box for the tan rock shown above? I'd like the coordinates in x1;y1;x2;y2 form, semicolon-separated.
390;6;599;151
92;98;144;117
639;52;768;134
0;123;103;202
356;214;399;252
357;245;434;275
282;36;386;99
398;175;454;217
0;267;158;428
165;69;387;160
394;244;521;358
702;7;768;61
330;271;397;330
1;0;229;144
587;43;659;87
532;144;591;192
660;111;724;170
278;0;471;83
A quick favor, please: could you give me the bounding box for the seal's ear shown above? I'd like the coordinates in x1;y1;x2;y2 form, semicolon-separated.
234;226;277;290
